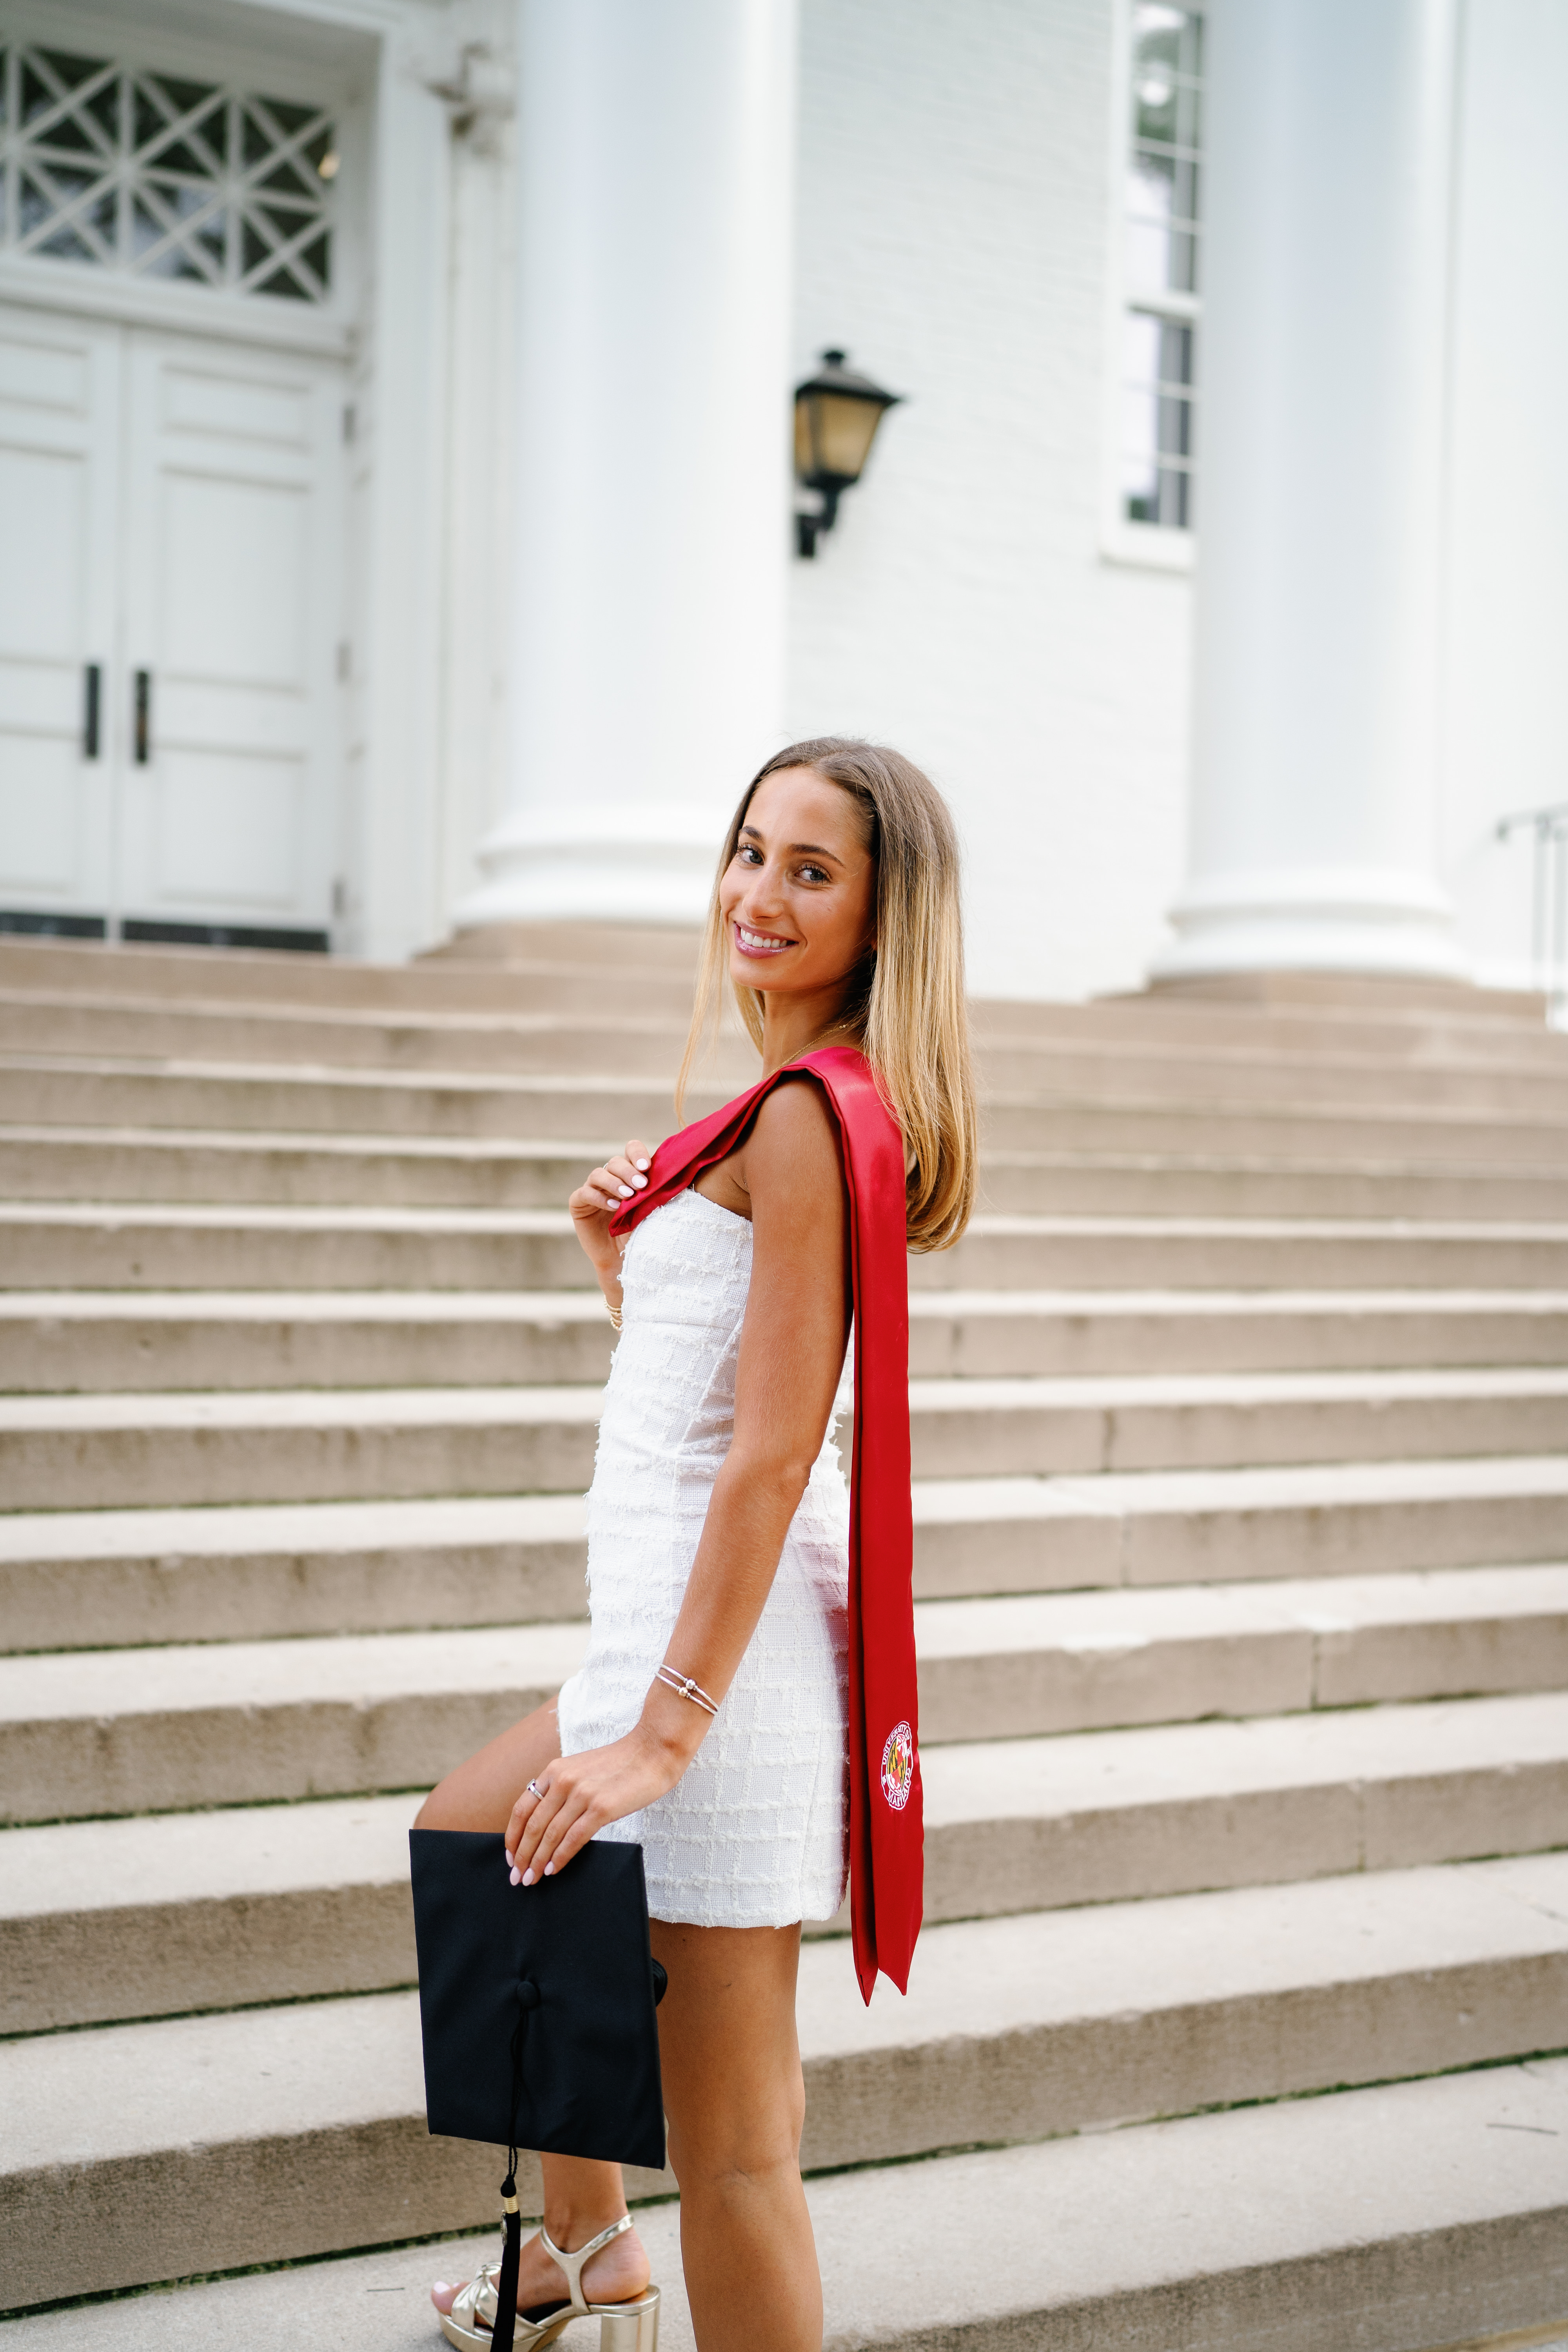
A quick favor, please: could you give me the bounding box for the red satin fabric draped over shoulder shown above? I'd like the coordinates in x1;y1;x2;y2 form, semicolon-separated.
608;1045;920;2003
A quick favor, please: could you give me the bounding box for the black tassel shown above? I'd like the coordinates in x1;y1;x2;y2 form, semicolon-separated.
490;2178;522;2352
491;1979;535;2352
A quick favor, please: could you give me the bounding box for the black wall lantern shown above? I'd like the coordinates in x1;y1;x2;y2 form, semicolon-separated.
793;349;903;558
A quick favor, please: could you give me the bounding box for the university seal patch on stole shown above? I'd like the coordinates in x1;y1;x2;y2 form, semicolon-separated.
880;1720;915;1813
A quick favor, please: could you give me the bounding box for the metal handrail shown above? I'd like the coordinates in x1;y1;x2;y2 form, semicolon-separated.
1495;799;1568;1018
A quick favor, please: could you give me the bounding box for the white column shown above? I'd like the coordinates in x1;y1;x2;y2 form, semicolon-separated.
457;0;797;933
1154;0;1468;982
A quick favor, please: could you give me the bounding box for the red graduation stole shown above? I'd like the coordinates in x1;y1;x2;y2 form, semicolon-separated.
609;1045;920;2003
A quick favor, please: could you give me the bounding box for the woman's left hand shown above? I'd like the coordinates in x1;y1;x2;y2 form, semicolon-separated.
503;1719;690;1885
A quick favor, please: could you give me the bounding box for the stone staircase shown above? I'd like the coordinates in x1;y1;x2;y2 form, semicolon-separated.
3;927;1568;2350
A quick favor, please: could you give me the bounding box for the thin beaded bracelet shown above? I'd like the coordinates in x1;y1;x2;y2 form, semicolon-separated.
606;1294;623;1331
654;1664;719;1717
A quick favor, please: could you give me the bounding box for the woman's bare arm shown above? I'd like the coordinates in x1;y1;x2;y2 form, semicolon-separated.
659;1076;851;1689
506;1077;851;1881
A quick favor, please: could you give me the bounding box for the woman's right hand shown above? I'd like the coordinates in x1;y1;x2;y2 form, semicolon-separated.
568;1137;652;1281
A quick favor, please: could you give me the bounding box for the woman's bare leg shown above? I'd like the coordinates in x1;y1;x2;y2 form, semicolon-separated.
417;1706;651;2317
652;1918;820;2352
413;1700;563;1842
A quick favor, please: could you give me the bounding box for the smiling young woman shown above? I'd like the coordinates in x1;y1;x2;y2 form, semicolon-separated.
417;740;974;2352
682;739;975;1249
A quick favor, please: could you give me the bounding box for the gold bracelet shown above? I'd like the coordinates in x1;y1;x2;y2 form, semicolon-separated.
653;1664;719;1716
606;1294;623;1331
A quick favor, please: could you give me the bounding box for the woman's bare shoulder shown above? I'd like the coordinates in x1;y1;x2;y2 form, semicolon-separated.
745;1075;844;1215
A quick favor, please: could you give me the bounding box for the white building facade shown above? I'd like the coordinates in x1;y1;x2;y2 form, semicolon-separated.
1;0;1564;1002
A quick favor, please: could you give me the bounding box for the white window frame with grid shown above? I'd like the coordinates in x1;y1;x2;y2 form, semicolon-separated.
0;43;339;303
0;0;367;359
1100;0;1203;573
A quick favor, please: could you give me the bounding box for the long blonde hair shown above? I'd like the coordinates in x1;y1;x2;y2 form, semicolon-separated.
676;737;976;1253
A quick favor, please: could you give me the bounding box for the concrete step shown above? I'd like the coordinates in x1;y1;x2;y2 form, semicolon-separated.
980;1145;1568;1222
0;991;760;1085
7;1202;1568;1291
7;1691;1566;2034
0;1381;603;1509
926;1214;1568;1292
8;926;1559;1054
10;1051;1568;1167
6;1567;1564;1822
909;1288;1568;1374
978;1033;1568;1115
11;1124;1568;1224
0;933;1558;1056
980;1089;1568;1165
0;1290;620;1392
903;1365;1568;1479
11;989;1568;1118
2;1790;425;2033
916;1687;1568;1928
0;1621;587;1822
914;1563;1568;1739
0;1200;597;1290
7;2060;1567;2350
7;1287;1567;1392
795;1853;1568;2173
0;929;702;1013
1141;965;1549;1019
6;1364;1568;1510
5;1856;1568;2305
0;1054;706;1144
0;1125;599;1207
976;983;1568;1059
6;1457;1566;1651
0;1490;595;1649
912;1453;1568;1597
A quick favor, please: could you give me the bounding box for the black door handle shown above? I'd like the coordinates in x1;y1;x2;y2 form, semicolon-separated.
133;669;151;765
83;663;102;760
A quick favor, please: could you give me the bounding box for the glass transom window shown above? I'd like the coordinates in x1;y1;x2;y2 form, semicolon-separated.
1121;4;1203;530
0;42;339;303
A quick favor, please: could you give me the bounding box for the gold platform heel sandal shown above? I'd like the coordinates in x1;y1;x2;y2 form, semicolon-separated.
540;2216;659;2351
438;2214;659;2352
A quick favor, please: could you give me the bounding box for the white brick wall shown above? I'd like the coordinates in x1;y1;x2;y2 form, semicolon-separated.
787;0;1193;1003
789;0;1568;1007
1439;0;1568;997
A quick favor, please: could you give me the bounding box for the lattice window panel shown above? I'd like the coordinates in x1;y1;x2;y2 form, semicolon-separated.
0;43;338;302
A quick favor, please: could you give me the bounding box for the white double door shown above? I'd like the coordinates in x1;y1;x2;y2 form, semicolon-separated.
0;302;344;939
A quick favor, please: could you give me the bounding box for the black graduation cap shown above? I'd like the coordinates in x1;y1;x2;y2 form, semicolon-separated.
410;1829;667;2170
410;1831;668;2352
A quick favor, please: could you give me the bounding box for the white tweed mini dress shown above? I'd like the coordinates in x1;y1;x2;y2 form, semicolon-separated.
554;1184;851;1927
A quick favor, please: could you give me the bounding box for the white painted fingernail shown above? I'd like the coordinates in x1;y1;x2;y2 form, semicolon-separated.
543;1862;554;1877
617;1184;633;1198
521;1868;534;1886
635;1159;650;1170
632;1173;647;1186
510;1867;521;1886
